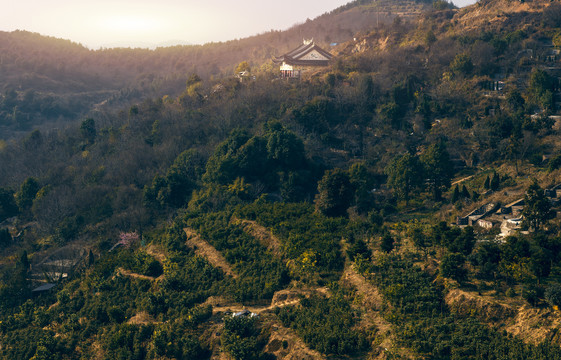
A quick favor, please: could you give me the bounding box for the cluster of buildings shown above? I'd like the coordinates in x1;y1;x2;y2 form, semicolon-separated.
456;184;561;239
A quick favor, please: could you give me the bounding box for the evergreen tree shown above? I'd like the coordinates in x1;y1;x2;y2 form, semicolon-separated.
0;187;18;221
80;118;96;144
347;238;370;261
380;234;394;253
88;249;95;266
349;162;375;213
0;228;12;247
385;153;424;203
522;180;552;232
530;245;552;283
440;253;467;281
144;149;206;208
18;250;29;271
471;190;480;201
545;283;561;307
452;185;460;203
315;169;354;217
461;185;470;199
420;141;453;201
15;177;40;212
490;172;500;191
410;224;430;257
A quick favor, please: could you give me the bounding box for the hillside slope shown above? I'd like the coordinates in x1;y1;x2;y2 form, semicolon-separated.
0;0;429;139
1;0;561;358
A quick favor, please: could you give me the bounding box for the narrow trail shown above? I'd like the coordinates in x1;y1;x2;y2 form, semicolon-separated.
341;258;417;359
183;228;238;279
116;268;161;281
451;175;474;186
209;299;302;315
341;265;393;353
205;287;329;316
231;217;282;256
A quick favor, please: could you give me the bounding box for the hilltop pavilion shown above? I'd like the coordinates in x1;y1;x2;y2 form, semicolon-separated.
273;39;333;79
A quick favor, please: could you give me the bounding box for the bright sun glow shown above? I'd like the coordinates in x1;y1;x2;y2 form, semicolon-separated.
1;0;359;48
99;15;162;34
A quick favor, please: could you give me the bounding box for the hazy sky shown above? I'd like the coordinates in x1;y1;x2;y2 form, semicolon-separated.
1;0;477;49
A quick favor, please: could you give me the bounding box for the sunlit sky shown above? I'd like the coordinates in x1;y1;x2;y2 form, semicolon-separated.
1;0;477;49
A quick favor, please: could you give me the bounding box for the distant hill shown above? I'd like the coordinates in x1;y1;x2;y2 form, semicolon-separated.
0;0;430;139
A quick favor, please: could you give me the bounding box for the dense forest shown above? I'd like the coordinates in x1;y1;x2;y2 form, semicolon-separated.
2;0;561;358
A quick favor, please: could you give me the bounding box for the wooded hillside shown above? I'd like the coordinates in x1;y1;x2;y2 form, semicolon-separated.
2;0;561;358
0;0;429;139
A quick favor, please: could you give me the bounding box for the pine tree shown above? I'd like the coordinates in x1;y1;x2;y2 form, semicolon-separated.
522;180;552;232
0;228;12;247
385;153;424;204
420;141;453;201
490;172;500;191
452;185;460;203
461;185;470;199
381;234;394;253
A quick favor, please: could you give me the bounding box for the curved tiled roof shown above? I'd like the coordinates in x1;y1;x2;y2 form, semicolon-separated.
273;41;333;66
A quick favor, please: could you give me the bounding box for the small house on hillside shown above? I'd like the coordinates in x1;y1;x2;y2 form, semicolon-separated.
32;283;56;295
545;184;561;198
502;198;525;217
457;203;499;226
477;218;497;230
273;39;333;79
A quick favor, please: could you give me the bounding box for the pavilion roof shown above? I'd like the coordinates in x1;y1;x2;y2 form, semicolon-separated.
273;41;333;66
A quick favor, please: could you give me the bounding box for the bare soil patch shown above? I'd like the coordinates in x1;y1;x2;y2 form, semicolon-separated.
265;320;325;360
116;268;161;281
145;244;166;263
342;262;418;359
207;288;327;316
446;288;516;323
446;288;561;345
231;217;282;256
127;311;158;325
184;228;238;279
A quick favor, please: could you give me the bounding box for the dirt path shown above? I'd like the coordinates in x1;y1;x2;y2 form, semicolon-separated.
204;287;329;316
265;320;326;360
446;288;561;346
231;217;282;256
452;175;474;186
116;268;161;281
342;262;418;359
210;299;302;316
341;265;393;352
184;228;238;279
145;244;166;263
